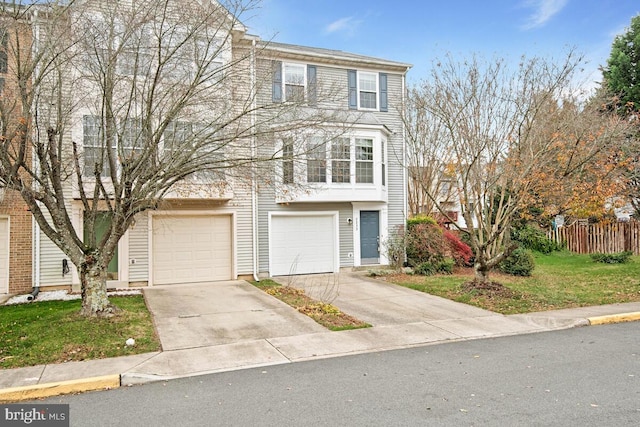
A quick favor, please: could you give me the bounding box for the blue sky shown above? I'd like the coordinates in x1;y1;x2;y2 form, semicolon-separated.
246;0;640;90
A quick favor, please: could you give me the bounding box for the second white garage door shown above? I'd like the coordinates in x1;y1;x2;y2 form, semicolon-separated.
152;215;233;285
270;214;338;276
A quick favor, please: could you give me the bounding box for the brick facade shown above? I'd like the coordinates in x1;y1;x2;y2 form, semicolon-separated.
0;190;32;294
0;19;34;294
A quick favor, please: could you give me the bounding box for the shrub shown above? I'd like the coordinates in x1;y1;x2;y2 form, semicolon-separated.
443;229;473;266
407;214;438;229
499;248;535;277
511;224;562;254
414;259;454;276
384;226;406;270
590;251;633;264
405;222;447;267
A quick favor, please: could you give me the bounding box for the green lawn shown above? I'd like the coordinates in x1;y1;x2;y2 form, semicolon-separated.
0;296;160;369
384;251;640;315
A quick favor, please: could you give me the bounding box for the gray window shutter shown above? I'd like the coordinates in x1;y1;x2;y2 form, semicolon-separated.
348;69;357;110
307;65;317;106
272;61;282;103
379;73;388;112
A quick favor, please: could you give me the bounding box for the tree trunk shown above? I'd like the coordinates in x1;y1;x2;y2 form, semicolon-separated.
473;260;491;284
80;263;119;317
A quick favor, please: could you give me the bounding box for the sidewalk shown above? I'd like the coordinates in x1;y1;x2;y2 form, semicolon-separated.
1;275;640;402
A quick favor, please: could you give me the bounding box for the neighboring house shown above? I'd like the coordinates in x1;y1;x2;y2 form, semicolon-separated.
408;167;470;230
2;1;410;295
0;18;33;295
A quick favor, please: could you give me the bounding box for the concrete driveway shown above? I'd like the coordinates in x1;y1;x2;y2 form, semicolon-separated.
143;281;326;351
277;272;498;326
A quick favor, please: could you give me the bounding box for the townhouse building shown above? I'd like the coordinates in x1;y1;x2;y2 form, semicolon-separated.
1;1;410;295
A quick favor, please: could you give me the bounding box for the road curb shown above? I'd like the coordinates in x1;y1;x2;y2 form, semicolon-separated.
0;374;120;403
587;312;640;326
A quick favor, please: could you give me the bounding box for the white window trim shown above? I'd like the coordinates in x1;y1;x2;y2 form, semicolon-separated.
281;130;385;187
357;71;379;111
282;62;307;102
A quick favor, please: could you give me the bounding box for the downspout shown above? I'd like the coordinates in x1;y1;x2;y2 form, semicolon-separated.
27;223;40;301
250;37;259;282
401;71;408;222
401;69;408;265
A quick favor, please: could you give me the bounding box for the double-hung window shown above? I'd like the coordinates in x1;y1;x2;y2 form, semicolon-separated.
348;70;388;112
120;118;143;162
164;121;224;182
163;121;192;158
306;138;327;183
358;72;378;109
282;139;294;184
355;138;374;183
83;115;112;177
331;138;351;183
273;62;317;104
284;63;305;102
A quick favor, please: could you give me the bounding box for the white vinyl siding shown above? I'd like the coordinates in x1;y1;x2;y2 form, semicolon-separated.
128;213;148;282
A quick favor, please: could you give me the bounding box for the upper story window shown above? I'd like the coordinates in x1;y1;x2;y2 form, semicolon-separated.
283;134;385;186
282;139;294;184
331;138;350;183
163;120;225;182
82;116;223;181
284;63;305;102
355;138;374;183
272;61;317;105
358;72;377;109
306;138;326;183
348;70;388;112
83;115;111;178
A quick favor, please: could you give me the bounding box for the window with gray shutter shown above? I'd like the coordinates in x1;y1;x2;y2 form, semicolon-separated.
348;69;357;109
379;73;388;112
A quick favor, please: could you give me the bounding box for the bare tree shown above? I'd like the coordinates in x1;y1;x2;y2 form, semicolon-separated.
402;87;457;217
0;0;343;316
405;52;628;284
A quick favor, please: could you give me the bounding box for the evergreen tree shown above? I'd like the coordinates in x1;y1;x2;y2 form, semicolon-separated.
603;14;640;113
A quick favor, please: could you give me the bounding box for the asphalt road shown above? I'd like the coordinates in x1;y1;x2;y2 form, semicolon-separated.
41;322;639;426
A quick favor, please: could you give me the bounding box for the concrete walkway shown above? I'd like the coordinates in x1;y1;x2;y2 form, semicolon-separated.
2;272;640;402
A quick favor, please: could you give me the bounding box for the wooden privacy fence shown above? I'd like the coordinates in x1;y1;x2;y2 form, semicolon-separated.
548;221;640;255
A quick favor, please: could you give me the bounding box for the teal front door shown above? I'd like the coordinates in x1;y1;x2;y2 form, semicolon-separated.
360;211;379;264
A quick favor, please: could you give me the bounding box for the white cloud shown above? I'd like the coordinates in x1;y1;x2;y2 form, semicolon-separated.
521;0;569;30
324;16;362;36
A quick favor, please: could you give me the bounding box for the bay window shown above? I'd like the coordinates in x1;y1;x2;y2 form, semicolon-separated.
306;138;326;183
355;138;374;183
331;138;351;183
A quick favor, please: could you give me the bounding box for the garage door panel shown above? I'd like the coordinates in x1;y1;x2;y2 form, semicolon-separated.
270;214;336;276
153;215;232;285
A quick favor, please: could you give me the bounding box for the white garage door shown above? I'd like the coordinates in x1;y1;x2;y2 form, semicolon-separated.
153;215;232;285
0;218;8;293
270;214;337;276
